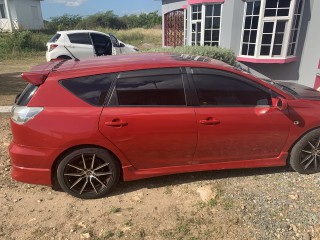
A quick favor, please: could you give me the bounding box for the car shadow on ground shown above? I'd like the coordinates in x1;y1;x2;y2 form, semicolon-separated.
110;166;293;197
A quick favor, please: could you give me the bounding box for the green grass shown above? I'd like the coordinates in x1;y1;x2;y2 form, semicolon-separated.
0;28;162;59
108;206;121;214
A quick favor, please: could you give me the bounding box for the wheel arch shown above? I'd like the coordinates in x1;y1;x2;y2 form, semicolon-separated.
286;126;320;165
51;144;124;190
55;55;72;60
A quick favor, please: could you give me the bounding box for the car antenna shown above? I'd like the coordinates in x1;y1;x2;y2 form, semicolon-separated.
64;46;80;61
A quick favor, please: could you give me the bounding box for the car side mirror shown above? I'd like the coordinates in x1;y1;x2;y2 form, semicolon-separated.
274;97;288;111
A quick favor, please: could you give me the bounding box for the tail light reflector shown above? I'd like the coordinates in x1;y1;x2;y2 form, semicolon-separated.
49;44;58;52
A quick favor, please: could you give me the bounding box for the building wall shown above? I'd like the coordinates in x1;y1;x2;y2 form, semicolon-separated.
162;0;187;47
0;0;18;31
0;0;43;31
15;0;44;30
161;0;320;88
298;0;320;87
238;0;313;83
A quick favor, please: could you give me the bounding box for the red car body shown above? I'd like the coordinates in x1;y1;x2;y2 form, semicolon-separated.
9;53;320;198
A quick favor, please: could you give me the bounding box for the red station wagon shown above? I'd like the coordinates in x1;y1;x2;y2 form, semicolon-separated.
9;53;320;199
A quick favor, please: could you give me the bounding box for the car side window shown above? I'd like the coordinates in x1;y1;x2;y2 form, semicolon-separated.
68;33;92;45
109;34;118;46
192;72;272;107
60;73;116;106
110;69;186;106
90;33;109;45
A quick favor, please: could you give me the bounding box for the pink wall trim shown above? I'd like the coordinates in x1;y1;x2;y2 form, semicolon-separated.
314;75;320;91
237;56;297;64
182;5;187;9
188;0;225;4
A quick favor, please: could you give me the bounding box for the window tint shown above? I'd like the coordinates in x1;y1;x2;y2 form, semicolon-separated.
109;34;118;45
49;33;61;43
68;33;92;45
114;74;186;106
60;73;116;106
193;74;271;106
90;33;109;45
16;84;38;106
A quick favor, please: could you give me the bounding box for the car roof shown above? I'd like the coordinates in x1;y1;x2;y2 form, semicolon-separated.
57;30;108;35
23;53;295;99
46;53;233;78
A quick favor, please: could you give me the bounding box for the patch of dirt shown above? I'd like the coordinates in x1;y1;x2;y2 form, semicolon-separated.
1;113;320;240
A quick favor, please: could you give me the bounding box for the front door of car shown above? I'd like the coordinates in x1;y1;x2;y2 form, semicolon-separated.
99;68;197;169
109;33;121;55
190;68;292;164
90;33;113;56
67;33;95;59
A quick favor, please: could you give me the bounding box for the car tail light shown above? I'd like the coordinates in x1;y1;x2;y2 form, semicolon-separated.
49;44;58;52
11;106;43;125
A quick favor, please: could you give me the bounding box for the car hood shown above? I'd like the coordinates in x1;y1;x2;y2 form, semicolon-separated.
275;81;320;100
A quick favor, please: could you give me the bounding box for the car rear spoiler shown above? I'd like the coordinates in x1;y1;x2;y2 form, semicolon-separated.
21;72;49;86
21;59;69;86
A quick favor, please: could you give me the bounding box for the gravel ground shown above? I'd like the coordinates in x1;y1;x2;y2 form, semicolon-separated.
1;113;320;240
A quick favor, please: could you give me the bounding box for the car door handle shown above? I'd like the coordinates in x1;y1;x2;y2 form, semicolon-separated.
105;120;128;127
199;118;220;125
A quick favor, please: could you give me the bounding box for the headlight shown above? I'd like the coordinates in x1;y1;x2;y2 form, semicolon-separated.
11;105;43;125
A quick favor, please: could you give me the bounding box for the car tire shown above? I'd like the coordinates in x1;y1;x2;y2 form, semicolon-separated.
56;55;72;60
57;148;120;199
290;128;320;174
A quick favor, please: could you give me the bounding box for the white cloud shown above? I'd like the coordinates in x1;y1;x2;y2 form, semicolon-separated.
49;0;88;7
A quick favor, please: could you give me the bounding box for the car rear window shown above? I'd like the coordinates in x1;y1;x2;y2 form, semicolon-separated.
49;33;61;43
16;84;38;106
60;73;116;106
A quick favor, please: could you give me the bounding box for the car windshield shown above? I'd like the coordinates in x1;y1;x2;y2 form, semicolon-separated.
260;78;299;97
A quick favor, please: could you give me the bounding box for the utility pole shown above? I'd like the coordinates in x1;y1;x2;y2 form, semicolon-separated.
3;0;14;32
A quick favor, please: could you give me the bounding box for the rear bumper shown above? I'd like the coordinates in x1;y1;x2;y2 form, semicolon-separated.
9;142;62;186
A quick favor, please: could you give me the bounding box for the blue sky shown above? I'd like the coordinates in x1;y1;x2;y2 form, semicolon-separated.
42;0;162;20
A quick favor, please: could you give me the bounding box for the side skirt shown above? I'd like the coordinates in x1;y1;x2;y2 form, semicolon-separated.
122;152;288;181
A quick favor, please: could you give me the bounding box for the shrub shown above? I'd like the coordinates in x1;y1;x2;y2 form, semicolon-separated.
147;45;237;66
45;14;83;31
1;30;47;55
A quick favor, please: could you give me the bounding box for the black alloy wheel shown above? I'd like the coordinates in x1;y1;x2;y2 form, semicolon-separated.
57;148;120;199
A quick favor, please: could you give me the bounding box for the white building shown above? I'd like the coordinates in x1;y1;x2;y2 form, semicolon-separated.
0;0;44;32
161;0;320;89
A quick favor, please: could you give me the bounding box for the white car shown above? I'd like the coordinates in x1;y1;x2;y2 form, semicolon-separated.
46;30;139;61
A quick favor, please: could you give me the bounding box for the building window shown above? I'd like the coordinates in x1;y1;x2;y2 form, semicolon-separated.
239;0;304;62
0;4;6;19
190;4;222;46
288;0;303;56
242;1;261;56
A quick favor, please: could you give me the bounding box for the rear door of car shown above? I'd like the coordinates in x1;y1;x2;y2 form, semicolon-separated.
99;68;198;169
189;68;292;164
67;33;95;59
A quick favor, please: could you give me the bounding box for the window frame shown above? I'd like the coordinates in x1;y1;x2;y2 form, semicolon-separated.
188;3;222;47
0;4;6;19
239;0;304;62
107;68;190;108
188;67;274;108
